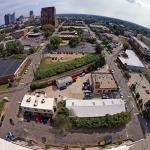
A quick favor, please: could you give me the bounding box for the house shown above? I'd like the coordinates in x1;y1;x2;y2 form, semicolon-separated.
118;50;145;72
66;99;126;117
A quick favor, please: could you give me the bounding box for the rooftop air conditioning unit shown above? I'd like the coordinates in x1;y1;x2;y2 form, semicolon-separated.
26;97;31;102
41;99;45;103
34;100;38;106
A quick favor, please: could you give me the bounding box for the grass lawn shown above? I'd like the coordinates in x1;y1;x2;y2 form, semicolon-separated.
0;83;9;91
0;101;5;115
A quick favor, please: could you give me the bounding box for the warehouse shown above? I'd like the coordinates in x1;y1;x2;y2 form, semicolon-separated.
118;50;145;72
0;58;28;84
56;76;73;89
66;99;125;117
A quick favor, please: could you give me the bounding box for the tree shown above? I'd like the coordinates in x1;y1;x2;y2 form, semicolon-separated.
0;44;4;54
42;24;54;39
123;42;130;50
136;92;140;100
5;40;24;56
96;43;103;54
123;71;131;80
50;36;62;50
69;37;80;48
130;84;136;92
33;27;39;33
0;34;5;42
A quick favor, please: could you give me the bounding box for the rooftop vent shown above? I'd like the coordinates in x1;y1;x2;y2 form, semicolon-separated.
41;98;45;103
34;100;38;106
26;97;31;102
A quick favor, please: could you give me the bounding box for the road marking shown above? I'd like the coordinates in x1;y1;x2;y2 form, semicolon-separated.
126;130;129;138
19;83;25;85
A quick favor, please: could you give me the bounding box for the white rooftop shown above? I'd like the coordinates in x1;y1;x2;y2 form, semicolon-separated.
0;138;32;150
105;146;130;150
119;50;144;68
21;94;55;111
66;99;125;117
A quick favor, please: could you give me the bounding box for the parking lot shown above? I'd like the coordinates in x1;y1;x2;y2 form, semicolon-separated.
43;73;91;99
128;73;150;104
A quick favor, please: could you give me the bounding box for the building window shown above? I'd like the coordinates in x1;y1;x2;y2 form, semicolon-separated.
34;109;38;112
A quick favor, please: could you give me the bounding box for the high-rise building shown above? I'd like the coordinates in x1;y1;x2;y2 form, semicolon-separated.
4;13;16;25
41;6;58;27
29;10;34;19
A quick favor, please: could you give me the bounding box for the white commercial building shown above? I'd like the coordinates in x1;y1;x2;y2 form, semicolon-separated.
56;76;73;89
21;94;55;114
118;50;145;72
66;99;126;118
0;138;32;150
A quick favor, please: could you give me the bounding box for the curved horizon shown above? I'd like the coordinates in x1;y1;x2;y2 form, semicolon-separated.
0;0;150;28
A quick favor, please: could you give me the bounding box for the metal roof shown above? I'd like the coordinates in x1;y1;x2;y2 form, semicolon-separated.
66;99;125;117
118;50;144;68
56;76;73;85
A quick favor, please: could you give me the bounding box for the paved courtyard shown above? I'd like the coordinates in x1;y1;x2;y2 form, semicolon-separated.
43;73;91;99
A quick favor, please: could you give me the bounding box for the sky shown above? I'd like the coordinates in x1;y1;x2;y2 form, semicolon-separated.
0;0;150;28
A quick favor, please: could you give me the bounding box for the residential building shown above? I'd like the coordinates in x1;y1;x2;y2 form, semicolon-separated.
56;76;73;89
137;34;150;48
41;6;58;27
91;72;118;95
12;26;32;39
130;36;150;60
90;24;110;33
66;99;126;117
21;94;56;116
58;31;78;40
124;31;134;37
4;13;16;25
118;50;145;72
0;58;28;84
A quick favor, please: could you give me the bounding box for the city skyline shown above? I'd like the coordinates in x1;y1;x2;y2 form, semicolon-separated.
0;0;150;28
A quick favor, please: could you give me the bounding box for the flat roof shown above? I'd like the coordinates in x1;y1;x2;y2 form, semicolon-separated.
0;138;32;150
66;99;125;117
118;50;144;68
92;73;118;89
21;94;55;111
0;58;24;77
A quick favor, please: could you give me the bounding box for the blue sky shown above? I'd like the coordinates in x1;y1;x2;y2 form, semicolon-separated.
0;0;150;28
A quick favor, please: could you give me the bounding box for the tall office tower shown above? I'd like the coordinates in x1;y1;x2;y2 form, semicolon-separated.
29;10;34;19
4;13;16;25
41;6;58;27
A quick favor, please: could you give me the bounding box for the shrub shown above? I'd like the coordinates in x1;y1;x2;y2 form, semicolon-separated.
30;82;49;91
70;112;131;128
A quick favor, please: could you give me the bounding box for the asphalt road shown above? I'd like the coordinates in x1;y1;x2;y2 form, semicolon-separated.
105;45;147;141
0;50;43;138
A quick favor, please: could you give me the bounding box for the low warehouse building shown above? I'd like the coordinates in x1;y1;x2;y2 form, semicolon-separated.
0;58;28;84
118;50;145;72
56;76;73;89
91;72;118;95
66;99;126;118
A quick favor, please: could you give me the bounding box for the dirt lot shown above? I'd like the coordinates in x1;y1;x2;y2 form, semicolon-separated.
44;53;84;63
43;73;91;99
128;73;150;104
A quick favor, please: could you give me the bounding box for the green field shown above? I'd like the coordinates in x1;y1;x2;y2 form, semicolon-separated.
35;54;105;80
0;83;9;91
